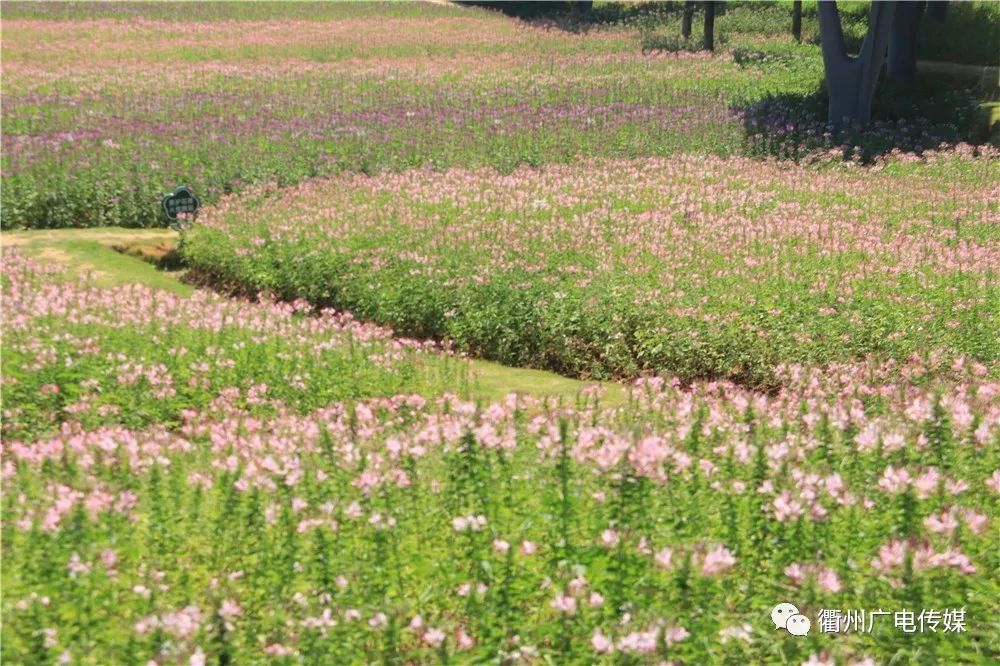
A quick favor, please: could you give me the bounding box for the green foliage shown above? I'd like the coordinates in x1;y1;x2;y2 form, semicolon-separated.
916;1;1000;66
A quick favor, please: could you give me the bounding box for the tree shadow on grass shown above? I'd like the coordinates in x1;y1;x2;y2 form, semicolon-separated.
735;71;990;163
456;1;685;34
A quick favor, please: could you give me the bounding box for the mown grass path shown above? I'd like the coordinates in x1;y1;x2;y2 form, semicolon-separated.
1;227;626;405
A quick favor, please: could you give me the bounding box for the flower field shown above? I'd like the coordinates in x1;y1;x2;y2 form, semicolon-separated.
183;152;1000;385
3;252;999;664
3;2;1000;665
0;3;741;229
1;1;987;230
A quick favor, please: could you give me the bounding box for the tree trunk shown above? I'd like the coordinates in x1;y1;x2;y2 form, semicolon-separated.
887;1;925;85
817;0;895;130
703;1;715;52
792;0;802;42
682;1;695;40
925;0;948;23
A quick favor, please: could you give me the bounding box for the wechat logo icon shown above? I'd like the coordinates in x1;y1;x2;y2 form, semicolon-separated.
771;602;810;636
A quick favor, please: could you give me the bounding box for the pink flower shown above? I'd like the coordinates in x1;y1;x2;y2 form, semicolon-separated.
628;435;670;479
161;605;201;640
872;539;906;572
986;470;1000;494
924;510;958;534
701;545;736;576
855;425;879;452
520;540;537;556
931;549;977;575
905;396;932;422
824;473;845;497
423;628;446;648
914;468;941;498
882;431;905;452
654;547;673;570
263;644;296;657
591;628;614;654
456;628;475;651
617;627;658;654
784;563;807;584
945;479;968;496
878;465;912;494
219;599;242;619
100;548;118;575
662;625;689;646
66;552;91;575
134;616;157;635
551;593;577;615
773;490;804;522
493;539;510;555
600;528;620;548
973;422;991;445
961;509;988;535
816;567;842;593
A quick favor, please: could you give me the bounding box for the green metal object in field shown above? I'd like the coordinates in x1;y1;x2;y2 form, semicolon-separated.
161;186;199;231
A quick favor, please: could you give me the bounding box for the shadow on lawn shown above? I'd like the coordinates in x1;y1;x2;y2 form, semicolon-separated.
735;72;991;163
457;1;685;33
